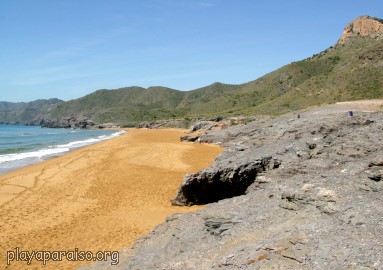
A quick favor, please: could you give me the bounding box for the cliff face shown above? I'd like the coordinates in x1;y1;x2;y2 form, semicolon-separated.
338;15;383;44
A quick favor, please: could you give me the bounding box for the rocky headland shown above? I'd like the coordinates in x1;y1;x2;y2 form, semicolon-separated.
80;103;383;269
338;15;383;44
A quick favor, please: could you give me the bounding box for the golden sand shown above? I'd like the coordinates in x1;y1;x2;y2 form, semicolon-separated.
0;129;222;269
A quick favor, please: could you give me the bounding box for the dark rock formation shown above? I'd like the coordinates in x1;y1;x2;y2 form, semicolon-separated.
366;161;383;182
40;115;95;129
189;121;209;132
171;156;281;206
206;116;223;122
98;122;118;129
180;135;199;142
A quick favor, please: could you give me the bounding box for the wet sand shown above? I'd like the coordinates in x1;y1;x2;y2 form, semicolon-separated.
0;129;222;269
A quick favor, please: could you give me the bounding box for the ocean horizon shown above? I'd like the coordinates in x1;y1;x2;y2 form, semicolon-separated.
0;124;125;174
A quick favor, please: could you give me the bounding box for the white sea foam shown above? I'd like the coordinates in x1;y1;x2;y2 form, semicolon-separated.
0;148;69;163
0;130;126;165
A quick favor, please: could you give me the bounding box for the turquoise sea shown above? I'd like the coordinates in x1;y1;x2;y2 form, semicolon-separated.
0;125;125;174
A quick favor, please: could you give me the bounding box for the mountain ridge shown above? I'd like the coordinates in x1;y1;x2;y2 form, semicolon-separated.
1;15;382;127
0;99;63;124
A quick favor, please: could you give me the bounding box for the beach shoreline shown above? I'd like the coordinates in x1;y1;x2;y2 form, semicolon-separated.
0;128;222;269
0;126;125;175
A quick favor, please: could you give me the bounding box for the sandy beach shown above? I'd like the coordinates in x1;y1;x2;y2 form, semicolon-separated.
0;128;222;269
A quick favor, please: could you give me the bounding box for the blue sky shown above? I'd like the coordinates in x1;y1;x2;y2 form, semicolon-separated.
1;0;382;102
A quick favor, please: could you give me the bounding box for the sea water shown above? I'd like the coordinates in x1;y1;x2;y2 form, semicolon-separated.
0;125;125;174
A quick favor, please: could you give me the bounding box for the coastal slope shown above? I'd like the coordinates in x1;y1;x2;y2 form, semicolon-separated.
0;99;63;125
99;103;383;269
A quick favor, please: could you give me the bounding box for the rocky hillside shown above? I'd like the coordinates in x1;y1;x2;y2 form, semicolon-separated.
1;16;381;127
80;104;383;269
231;15;383;116
0;99;63;125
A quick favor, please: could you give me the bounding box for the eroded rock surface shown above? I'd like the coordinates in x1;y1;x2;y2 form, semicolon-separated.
80;109;383;269
171;155;281;206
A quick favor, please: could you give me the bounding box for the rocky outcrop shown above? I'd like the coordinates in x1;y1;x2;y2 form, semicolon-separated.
97;122;119;129
171;156;281;206
78;108;383;270
189;121;214;132
338;15;383;44
40;115;95;129
180;135;199;142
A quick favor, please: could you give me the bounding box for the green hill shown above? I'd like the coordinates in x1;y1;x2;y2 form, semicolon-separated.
49;86;185;124
0;99;63;124
227;36;383;115
1;16;382;126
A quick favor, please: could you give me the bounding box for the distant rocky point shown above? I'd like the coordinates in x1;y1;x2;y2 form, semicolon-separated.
0;99;63;126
